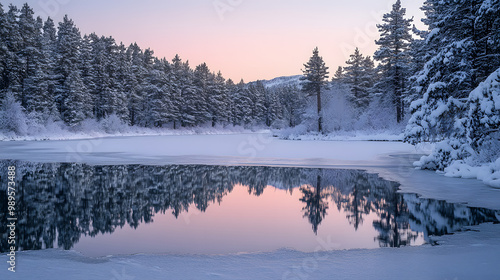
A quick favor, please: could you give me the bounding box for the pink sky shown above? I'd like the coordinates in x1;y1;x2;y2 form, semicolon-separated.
13;0;425;82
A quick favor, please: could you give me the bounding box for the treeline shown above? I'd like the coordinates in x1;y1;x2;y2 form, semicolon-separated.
0;3;304;134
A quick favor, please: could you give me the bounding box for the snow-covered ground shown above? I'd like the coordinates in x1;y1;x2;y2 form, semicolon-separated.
1;133;500;279
6;223;499;280
0;123;263;141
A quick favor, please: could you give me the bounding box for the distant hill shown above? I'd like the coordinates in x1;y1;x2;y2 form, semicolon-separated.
250;75;303;89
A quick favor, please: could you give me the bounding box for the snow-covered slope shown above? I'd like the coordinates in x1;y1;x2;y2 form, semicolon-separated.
251;75;303;89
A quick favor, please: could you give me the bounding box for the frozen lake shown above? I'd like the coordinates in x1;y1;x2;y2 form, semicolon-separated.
1;134;500;280
1;133;499;209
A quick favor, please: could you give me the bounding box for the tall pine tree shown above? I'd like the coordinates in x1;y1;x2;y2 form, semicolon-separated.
374;0;413;123
301;47;329;133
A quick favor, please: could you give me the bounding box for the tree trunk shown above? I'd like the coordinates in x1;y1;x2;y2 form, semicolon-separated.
317;88;322;133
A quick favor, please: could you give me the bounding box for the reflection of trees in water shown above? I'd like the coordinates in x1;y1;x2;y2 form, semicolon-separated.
0;161;498;253
0;162;318;252
403;193;500;241
323;171;499;247
300;176;329;234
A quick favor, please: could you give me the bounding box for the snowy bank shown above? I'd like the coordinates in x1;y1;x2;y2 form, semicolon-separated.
0;123;266;142
444;159;500;188
281;130;404;141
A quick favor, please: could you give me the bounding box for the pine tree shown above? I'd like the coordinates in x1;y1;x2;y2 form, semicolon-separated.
301;47;329;133
0;3;7;93
87;34;120;119
404;0;500;171
232;79;252;126
333;66;344;82
113;43;131;122
55;15;84;121
176;58;197;127
279;85;304;127
466;67;500;152
193;62;214;125
210;71;229;126
138;48;157;127
4;5;23;97
41;17;59;119
226;78;236;125
169;54;184;128
18;4;35;107
374;0;413;123
474;0;500;83
23;16;51;115
248;80;267;125
63;70;88;127
126;43;145;126
144;56;169;127
405;0;484;144
343;48;374;110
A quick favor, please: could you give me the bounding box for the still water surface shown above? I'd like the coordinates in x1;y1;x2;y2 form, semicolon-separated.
0;161;498;257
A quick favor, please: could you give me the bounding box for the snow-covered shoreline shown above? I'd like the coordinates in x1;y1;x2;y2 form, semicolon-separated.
4;223;500;280
0;126;267;142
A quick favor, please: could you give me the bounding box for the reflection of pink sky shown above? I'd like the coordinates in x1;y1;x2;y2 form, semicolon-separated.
73;185;424;257
18;0;425;82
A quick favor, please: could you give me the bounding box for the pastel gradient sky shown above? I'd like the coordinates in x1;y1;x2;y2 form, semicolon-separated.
11;0;425;81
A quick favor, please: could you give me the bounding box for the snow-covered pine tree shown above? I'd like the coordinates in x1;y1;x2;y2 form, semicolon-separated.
405;0;482;144
22;14;51;116
248;80;267;125
79;34;95;113
112;43;132;122
55;15;84;121
405;0;500;172
193;62;214;126
177;58;198;127
332;66;344;82
474;0;500;84
144;55;170;127
232;79;252;126
87;34;121;120
18;3;40;109
343;48;374;111
168;54;184;128
62;69;88;127
466;67;500;154
210;71;229;127
301;47;329;133
279;85;304;128
225;78;236;125
0;3;7;93
41;17;59;119
374;0;413;123
126;43;145;126
4;5;23;97
263;86;281;127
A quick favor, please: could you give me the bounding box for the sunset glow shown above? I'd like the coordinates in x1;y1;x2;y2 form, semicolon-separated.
12;0;424;81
